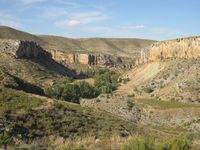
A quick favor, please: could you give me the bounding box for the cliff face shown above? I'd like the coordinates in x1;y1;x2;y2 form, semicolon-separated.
148;37;200;61
0;39;49;58
51;50;132;68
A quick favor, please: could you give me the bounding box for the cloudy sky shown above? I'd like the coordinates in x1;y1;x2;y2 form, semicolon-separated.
0;0;200;40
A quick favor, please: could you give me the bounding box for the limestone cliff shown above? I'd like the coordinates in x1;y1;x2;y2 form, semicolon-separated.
0;39;50;58
148;37;200;61
51;50;133;68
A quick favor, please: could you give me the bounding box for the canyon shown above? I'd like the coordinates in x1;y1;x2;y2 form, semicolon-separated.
1;36;200;69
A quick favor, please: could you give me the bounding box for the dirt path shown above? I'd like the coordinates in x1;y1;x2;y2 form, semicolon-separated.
116;62;164;96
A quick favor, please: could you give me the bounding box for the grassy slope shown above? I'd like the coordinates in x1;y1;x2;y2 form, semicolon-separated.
135;98;200;110
0;26;45;45
0;86;136;149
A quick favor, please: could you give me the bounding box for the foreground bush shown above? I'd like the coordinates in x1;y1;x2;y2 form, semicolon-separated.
123;136;195;150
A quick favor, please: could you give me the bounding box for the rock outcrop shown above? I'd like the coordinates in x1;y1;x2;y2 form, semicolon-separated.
51;50;133;68
148;37;200;61
0;39;50;58
135;48;148;65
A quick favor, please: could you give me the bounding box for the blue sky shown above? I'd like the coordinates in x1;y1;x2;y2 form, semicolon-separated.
0;0;200;40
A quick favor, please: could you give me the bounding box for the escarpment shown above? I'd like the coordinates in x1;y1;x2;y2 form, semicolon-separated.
135;37;200;65
148;37;200;61
51;50;134;68
0;39;50;58
0;39;134;69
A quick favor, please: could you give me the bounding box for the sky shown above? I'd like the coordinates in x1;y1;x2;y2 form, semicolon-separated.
0;0;200;40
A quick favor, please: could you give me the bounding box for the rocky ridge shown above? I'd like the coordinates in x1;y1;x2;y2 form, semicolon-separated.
51;50;134;68
0;39;50;58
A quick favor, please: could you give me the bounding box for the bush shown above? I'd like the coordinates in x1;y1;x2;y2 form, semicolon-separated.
127;98;134;111
143;87;154;93
0;133;15;150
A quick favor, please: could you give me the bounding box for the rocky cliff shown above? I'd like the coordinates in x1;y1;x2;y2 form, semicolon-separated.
148;37;200;61
0;39;50;58
51;50;133;68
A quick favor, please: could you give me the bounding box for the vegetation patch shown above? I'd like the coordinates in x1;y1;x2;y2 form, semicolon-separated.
0;87;136;149
123;136;195;150
45;69;120;103
0;86;43;116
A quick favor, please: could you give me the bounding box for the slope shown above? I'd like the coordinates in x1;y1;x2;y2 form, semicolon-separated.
116;62;165;95
0;52;76;93
137;58;200;103
0;86;136;149
0;26;45;45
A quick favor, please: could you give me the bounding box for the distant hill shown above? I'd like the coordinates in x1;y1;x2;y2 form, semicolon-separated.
0;26;156;58
0;26;45;45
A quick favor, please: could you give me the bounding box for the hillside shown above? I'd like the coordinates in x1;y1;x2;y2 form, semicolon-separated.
0;26;45;45
0;26;156;58
0;48;76;93
41;35;155;58
136;58;200;103
0;87;137;149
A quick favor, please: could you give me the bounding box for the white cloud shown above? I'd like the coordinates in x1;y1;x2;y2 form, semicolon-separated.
55;12;108;28
0;13;22;29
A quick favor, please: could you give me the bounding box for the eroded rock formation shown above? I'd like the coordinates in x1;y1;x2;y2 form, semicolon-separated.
148;37;200;61
51;50;133;68
0;39;49;58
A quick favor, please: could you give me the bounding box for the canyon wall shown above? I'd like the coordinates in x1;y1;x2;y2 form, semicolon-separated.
51;50;133;68
148;37;200;61
0;39;50;58
0;39;134;69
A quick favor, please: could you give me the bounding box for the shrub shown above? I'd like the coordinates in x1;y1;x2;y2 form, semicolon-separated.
143;87;154;93
0;133;15;150
127;98;134;111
